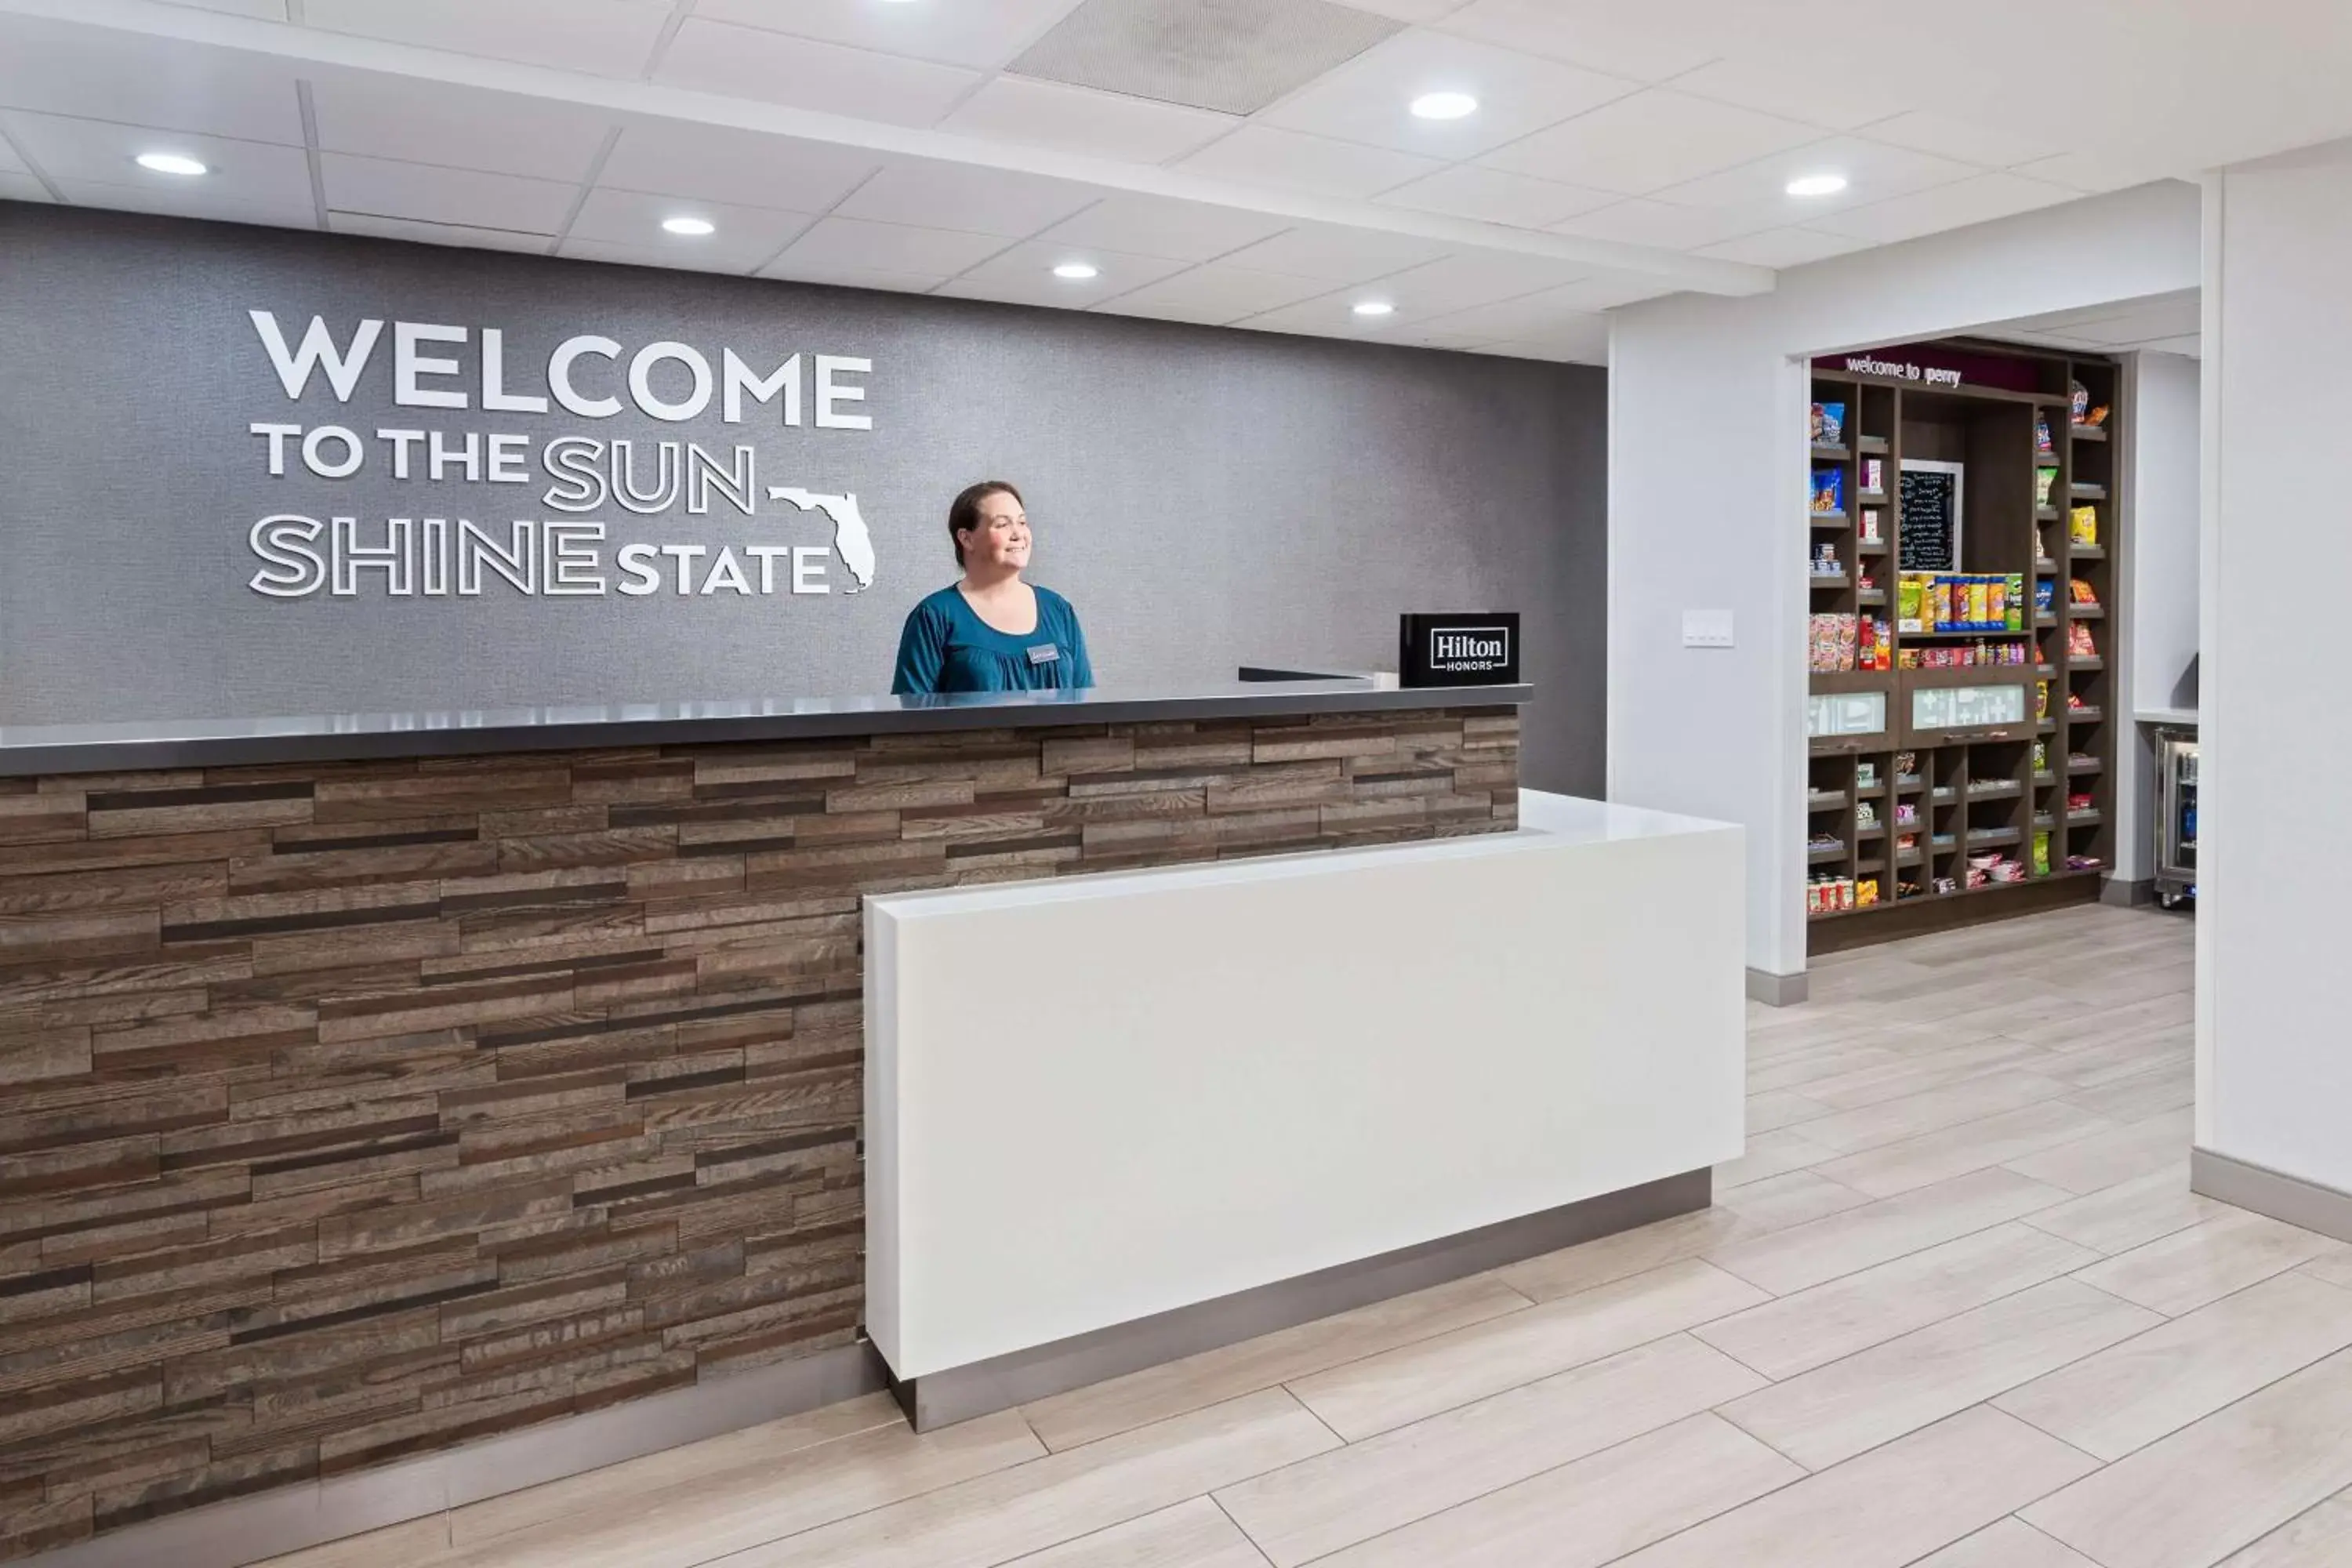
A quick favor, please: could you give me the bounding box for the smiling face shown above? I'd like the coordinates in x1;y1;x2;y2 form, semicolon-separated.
958;488;1031;577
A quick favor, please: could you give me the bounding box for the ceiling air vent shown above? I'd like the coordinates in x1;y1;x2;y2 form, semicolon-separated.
1007;0;1403;117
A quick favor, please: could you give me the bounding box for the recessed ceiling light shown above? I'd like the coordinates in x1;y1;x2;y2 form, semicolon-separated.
1409;91;1479;121
1785;173;1849;198
1052;262;1099;281
135;152;208;176
661;216;716;236
1352;300;1396;318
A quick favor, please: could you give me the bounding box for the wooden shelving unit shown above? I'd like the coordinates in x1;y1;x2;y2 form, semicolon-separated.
1805;341;2122;952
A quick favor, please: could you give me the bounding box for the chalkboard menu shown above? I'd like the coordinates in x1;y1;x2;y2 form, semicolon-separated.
1898;463;1963;572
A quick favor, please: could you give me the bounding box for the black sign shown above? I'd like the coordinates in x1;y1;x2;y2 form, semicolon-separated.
1898;466;1962;572
1400;612;1520;687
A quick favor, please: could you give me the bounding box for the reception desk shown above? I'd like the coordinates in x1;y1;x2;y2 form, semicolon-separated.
0;676;1557;1566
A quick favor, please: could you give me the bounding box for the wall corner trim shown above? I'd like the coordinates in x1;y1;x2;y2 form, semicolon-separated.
2192;1146;2352;1245
1747;967;1809;1007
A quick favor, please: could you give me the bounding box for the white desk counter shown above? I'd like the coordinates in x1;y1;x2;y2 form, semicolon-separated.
864;791;1745;1423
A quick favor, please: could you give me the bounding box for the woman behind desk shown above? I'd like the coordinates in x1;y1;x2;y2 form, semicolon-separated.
892;480;1094;695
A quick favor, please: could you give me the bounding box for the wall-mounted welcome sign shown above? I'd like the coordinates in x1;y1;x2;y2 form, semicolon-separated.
1824;342;2042;394
241;311;880;601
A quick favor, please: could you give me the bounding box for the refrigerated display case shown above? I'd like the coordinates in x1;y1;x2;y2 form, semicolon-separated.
2153;724;2198;908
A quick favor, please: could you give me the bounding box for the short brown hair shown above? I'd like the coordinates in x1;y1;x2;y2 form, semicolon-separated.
948;481;1023;566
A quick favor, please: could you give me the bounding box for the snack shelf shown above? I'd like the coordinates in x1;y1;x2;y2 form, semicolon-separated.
2071;424;2109;441
1812;443;1851;459
1812;513;1849;528
2072;544;2107;560
1807;790;1848;811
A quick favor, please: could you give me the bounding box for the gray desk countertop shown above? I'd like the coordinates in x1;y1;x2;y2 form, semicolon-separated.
0;677;1531;777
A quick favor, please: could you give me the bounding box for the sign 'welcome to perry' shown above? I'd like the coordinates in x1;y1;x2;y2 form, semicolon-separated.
241;311;879;601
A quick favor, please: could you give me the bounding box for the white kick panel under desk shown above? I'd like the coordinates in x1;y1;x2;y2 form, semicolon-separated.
863;790;1745;1382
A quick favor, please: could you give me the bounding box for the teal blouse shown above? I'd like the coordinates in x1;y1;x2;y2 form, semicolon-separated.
891;585;1094;695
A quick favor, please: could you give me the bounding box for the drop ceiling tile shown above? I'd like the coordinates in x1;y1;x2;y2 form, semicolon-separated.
1810;172;2079;243
1435;0;1719;82
2073;300;2201;343
162;0;290;16
1388;321;1508;350
319;151;579;234
328;211;554;255
1670;56;1911;132
1512;312;1613;361
568;188;815;269
307;75;612;184
1694;226;1872;267
1377;164;1615;227
1091;263;1333;324
1173;124;1443;199
0;112;312;206
833;162;1100;238
1370;249;1591;314
1480;89;1820;195
1483;329;1608;365
556;236;756;277
1333;0;1468;20
656;19;983;127
757;257;950;295
1212;221;1452;282
1033;194;1292;263
694;0;1083;69
0;172;47;201
935;241;1191;308
2141;334;2201;358
2012;151;2178;194
53;178;315;230
303;0;673;78
1551;198;1759;251
1259;28;1638;160
1860;111;2063;169
1007;0;1403;117
936;77;1238;164
1236;293;1416;339
1412;282;1612;339
0;134;26;176
1532;273;1677;310
0;19;303;143
770;215;1011;277
597;122;878;214
1650;135;1981;231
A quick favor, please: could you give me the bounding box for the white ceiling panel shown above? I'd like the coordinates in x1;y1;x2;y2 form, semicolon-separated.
1236;293;1415;339
2013;151;2179;195
53;179;315;230
1258;29;1637;160
0;112;311;205
556;236;756;276
1434;0;1720;82
303;0;673;78
1650;136;1980;230
833;162;1099;238
1694;226;1869;267
1213;221;1452;283
0;19;303;144
1860;111;2063;170
1032;194;1292;263
771;215;1011;277
2072;302;2202;343
1091;263;1334;325
319;151;579;234
1810;171;2078;245
597;122;878;214
1370;250;1590;314
0;171;53;201
1551;198;1760;252
307;75;612;184
1388;321;1508;350
328;211;553;254
1410;281;1612;340
160;0;290;16
656;20;983;127
2141;335;2201;358
1173;125;1443;199
935;77;1237;164
1524;273;1675;311
1669;56;1913;133
1375;163;1613;227
935;241;1190;308
694;0;1083;70
566;188;815;269
1504;310;1611;361
1479;89;1820;195
0;133;28;175
1334;0;1472;21
757;256;952;295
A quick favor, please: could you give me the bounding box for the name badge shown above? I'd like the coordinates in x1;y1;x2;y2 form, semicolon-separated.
1025;643;1059;667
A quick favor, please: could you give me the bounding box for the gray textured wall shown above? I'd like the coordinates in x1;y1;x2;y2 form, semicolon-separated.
0;204;1605;793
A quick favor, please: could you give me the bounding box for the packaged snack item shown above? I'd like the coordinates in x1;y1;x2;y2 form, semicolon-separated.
2035;466;2060;508
1863;456;1884;492
2083;404;2111;428
1838;613;1859;670
2034;579;2056;615
1860;508;1882;543
2069;622;2098;660
1856;800;1878;829
2038;679;2050;718
2070;504;2098;546
2071;380;2090;423
1812;466;1846;514
2033;831;2052;876
1930;577;1953;630
1812;402;1846;444
2036;526;2051;561
1896;575;1924;633
2033;739;2049;772
1857;878;1880;908
2034;413;2054;453
2070;578;2100;606
1857;760;1878;789
1967;578;1991;629
2006;575;2027;630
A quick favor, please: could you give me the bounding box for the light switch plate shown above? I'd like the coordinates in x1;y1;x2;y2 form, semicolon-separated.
1682;609;1734;648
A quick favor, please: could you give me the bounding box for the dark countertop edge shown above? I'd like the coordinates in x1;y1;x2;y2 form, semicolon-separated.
0;682;1531;777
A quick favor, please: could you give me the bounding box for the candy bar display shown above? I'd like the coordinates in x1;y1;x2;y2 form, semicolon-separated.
1897;640;2029;670
1812;401;1846;444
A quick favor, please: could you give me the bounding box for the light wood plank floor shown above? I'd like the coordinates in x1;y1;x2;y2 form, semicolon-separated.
263;905;2352;1568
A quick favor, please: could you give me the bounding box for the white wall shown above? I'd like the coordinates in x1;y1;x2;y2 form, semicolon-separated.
1610;182;2203;978
2114;350;2202;881
2198;141;2352;1193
